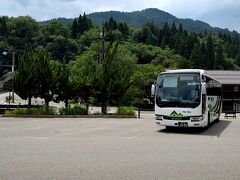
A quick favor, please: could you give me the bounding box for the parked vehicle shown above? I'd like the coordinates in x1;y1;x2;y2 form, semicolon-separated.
151;69;222;128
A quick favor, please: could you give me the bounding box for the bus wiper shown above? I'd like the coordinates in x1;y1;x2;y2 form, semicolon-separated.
171;100;194;108
174;100;183;107
159;101;171;106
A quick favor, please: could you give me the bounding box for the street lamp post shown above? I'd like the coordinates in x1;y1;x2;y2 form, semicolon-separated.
99;25;105;63
2;50;15;103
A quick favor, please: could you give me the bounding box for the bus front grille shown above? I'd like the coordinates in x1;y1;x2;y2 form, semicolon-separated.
163;116;190;120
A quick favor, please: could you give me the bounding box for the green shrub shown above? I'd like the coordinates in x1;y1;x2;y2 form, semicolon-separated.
5;108;29;115
118;106;136;116
69;100;79;105
5;106;57;115
31;106;57;115
59;105;88;115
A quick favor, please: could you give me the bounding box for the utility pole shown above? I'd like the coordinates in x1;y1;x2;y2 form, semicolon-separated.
99;24;105;63
11;51;15;103
102;25;105;62
2;49;15;103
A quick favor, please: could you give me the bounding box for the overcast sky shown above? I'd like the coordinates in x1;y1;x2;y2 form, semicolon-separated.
1;0;240;32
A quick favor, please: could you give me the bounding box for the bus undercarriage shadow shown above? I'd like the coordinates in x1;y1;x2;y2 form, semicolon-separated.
158;120;231;137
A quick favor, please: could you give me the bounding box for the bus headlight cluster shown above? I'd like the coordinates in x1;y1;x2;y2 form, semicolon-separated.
191;116;203;122
156;115;163;120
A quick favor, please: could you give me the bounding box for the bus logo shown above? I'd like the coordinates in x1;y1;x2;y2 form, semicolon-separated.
170;111;183;117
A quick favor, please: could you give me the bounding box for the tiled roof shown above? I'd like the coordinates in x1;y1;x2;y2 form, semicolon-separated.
206;70;240;85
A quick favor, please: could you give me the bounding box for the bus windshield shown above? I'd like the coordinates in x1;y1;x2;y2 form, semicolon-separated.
156;73;201;108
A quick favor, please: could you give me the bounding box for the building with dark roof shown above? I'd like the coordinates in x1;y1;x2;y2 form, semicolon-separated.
206;70;240;115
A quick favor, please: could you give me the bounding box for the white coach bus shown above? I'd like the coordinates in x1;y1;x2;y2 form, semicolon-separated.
151;69;222;128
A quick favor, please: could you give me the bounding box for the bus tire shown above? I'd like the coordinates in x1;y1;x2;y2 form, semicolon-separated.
203;113;210;130
165;126;173;130
207;113;211;128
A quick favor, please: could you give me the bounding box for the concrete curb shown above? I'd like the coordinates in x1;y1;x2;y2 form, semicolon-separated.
1;114;137;118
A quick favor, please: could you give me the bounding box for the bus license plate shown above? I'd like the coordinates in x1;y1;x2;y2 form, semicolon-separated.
178;122;188;127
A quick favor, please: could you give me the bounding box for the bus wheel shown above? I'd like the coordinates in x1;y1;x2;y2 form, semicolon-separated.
204;113;210;130
207;113;211;128
165;126;173;130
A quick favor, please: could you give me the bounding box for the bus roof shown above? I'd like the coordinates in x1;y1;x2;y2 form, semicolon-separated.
164;69;205;74
160;69;220;83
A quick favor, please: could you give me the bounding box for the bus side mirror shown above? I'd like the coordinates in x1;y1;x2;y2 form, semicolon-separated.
151;84;155;97
202;83;206;94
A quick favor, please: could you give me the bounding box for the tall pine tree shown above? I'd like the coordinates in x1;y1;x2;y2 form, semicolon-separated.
190;42;203;68
215;44;224;69
206;35;215;69
71;18;78;38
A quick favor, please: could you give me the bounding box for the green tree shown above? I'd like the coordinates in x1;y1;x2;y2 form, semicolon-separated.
133;44;156;64
52;61;72;108
0;16;8;38
179;24;183;32
105;17;118;32
184;34;195;59
118;21;129;38
215;44;224;69
161;36;166;49
78;28;102;53
77;13;93;36
190;42;203;68
236;53;240;67
106;44;137;106
83;13;93;31
133;29;145;43
14;45;38;107
200;42;208;69
7;16;38;52
168;23;178;49
70;13;93;38
40;21;70;38
206;35;215;69
171;22;177;34
95;43;136;113
46;35;78;63
96;43;118;114
140;24;157;45
122;64;164;106
70;50;98;112
162;22;170;45
71;18;78;38
35;48;53;107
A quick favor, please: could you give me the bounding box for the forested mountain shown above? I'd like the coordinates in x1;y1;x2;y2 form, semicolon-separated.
41;8;239;35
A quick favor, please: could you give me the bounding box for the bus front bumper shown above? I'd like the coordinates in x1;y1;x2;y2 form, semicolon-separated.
156;119;207;128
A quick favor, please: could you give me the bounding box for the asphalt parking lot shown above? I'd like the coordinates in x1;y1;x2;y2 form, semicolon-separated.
0;113;240;180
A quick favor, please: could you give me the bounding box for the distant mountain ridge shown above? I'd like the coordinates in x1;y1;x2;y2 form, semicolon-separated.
40;8;239;35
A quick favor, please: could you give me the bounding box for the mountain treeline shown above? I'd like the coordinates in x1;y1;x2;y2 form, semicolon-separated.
41;8;239;36
1;14;240;111
133;21;240;69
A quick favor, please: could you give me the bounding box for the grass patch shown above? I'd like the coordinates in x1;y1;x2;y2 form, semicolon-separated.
5;106;57;115
59;105;88;115
5;108;29;115
117;106;136;116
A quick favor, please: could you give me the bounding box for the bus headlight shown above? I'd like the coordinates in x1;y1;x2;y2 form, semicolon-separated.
191;116;203;122
156;115;163;120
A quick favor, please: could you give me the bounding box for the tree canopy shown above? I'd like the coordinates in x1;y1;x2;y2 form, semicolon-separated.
1;14;240;112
